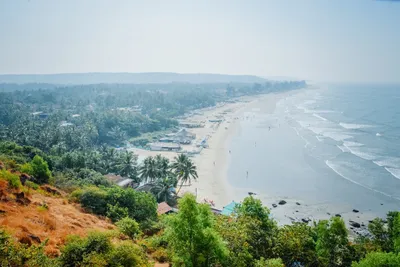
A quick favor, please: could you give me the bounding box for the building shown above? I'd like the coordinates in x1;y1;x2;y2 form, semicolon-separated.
157;202;174;215
105;174;138;188
178;122;204;128
221;201;238;216
149;142;181;151
159;128;196;144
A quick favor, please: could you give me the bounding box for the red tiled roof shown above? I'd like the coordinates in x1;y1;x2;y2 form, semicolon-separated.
157;202;172;215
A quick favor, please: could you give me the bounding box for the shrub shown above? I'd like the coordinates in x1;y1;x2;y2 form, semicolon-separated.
20;162;34;175
352;252;400;267
25;180;39;190
79;187;108;215
108;242;149;267
106;204;129;223
116;217;140;239
30;155;52;184
0;169;21;189
254;257;284;267
152;247;169;263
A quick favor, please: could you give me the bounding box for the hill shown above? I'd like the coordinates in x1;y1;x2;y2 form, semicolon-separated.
0;72;268;85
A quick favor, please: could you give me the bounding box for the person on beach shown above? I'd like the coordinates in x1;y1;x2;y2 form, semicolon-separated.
246;171;249;179
229;150;231;154
213;161;215;166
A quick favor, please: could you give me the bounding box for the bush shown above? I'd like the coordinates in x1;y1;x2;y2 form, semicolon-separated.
25;180;39;190
116;217;140;239
254;257;284;267
0;169;21;189
79;187;108;215
60;232;112;267
352;252;400;267
152;247;169;263
107;204;129;223
30;155;52;184
108;242;149;267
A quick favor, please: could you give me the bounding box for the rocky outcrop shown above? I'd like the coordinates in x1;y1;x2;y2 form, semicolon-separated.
278;200;287;205
15;192;31;206
349;220;361;228
40;185;62;196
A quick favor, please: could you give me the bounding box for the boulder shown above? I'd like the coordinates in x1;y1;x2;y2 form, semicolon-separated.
272;204;277;208
15;192;31;205
302;218;310;223
327;212;331;215
278;200;287;205
19;173;31;185
28;234;41;244
296;202;301;205
349;221;361;228
353;209;359;213
40;185;61;196
335;214;341;217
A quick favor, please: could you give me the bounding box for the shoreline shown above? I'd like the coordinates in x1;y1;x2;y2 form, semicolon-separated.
129;88;385;237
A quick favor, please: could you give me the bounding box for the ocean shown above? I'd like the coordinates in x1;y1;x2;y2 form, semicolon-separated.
227;84;400;218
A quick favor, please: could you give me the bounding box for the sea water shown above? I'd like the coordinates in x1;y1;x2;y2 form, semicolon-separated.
228;84;400;217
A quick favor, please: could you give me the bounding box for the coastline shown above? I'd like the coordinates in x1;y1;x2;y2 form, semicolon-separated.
129;91;293;209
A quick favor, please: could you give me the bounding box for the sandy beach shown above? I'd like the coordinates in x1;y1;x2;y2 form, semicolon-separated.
129;89;387;237
129;91;291;209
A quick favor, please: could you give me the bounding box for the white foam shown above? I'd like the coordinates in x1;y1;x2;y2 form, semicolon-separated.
322;132;353;142
373;157;400;168
376;133;382;137
325;160;400;200
339;123;374;130
343;141;364;147
312;113;328;121
305;109;336;114
337;145;350;153
344;146;378;161
385;168;400;180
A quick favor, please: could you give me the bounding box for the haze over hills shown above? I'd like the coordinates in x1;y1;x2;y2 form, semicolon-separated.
0;72;271;85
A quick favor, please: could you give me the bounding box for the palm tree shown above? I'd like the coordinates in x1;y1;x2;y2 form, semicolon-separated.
116;150;138;181
139;156;158;183
171;154;198;195
155;154;170;178
150;175;178;204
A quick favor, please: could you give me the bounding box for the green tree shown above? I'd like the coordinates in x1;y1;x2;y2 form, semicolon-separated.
316;217;353;266
29;155;52;184
352;252;400;267
116;151;138;181
150;175;177;204
116;217;140;239
254;257;284;267
164;194;228;266
368;218;390;252
139;156;158;183
235;196;277;260
171;154;198;194
276;223;318;266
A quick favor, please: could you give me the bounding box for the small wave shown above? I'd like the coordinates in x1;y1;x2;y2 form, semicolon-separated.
292;127;311;148
385;168;400;180
343;141;364;147
312;113;328;121
315;135;324;142
337;145;350;153
339;123;374;130
325;160;400;201
305;109;336;114
376;133;382;137
322;132;353;142
373;157;400;168
344;146;378;161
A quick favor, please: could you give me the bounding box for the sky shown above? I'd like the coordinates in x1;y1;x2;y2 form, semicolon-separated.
0;0;399;83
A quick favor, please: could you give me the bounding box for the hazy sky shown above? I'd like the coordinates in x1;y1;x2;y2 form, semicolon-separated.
1;0;399;83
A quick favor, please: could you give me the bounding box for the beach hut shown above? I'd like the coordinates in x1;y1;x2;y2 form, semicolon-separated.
157;202;174;215
221;201;239;216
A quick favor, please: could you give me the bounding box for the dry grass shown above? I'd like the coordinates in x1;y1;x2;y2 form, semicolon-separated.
0;192;114;255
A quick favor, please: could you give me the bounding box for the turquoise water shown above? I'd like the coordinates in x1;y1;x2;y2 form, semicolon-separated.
228;84;400;216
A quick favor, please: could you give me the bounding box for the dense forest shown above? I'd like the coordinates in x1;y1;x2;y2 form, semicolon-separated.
4;80;398;266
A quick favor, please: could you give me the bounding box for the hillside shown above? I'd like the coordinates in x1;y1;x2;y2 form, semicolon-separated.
0;72;268;85
0;171;114;257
